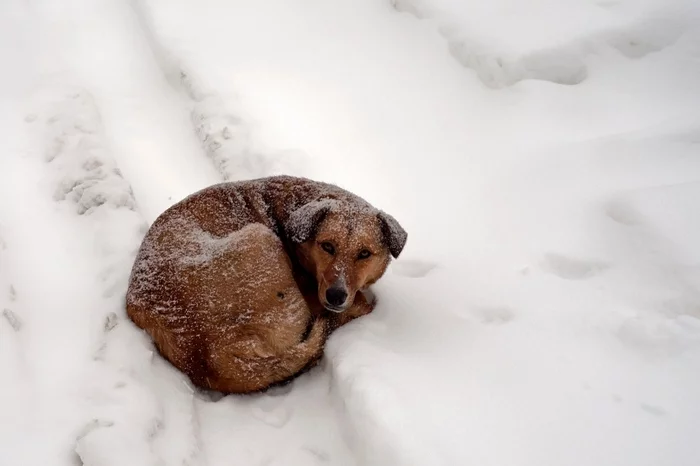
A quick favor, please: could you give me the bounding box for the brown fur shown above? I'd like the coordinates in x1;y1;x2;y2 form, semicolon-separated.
126;175;406;394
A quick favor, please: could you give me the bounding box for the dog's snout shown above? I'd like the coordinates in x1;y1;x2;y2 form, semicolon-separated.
325;287;348;307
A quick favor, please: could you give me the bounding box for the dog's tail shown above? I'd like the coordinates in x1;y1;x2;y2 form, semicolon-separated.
204;316;328;394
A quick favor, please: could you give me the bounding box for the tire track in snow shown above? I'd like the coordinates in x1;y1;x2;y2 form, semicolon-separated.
0;228;39;465
21;84;207;466
15;7;228;459
181;70;310;181
132;0;313;182
33;0;222;222
1;251;22;332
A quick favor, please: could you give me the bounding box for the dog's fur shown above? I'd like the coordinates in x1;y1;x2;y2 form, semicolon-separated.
126;175;407;394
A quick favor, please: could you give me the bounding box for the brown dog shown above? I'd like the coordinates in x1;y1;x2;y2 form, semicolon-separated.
126;176;406;394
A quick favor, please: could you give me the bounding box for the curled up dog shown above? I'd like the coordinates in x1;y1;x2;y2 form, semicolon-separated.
126;175;407;394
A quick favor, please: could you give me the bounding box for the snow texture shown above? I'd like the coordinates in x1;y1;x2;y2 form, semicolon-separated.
0;0;699;465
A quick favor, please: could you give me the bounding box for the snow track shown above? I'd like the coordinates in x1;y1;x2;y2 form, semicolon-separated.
30;0;222;221
392;0;698;88
1;0;699;465
5;83;202;466
132;0;314;183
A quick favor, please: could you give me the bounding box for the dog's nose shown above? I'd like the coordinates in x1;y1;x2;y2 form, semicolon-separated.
325;287;348;307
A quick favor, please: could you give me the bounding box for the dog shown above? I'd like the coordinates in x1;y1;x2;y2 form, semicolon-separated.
126;175;407;394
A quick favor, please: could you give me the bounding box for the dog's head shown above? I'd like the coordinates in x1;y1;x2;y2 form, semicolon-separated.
286;199;407;312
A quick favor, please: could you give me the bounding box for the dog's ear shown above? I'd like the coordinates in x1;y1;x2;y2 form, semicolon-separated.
378;211;407;258
286;200;334;243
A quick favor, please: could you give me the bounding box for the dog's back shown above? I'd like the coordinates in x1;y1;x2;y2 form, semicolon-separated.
126;181;327;393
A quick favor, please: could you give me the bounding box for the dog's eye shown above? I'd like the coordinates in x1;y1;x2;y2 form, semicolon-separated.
357;249;372;260
320;242;335;255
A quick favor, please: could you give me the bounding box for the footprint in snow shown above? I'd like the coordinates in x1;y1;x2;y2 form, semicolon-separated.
104;312;118;332
2;308;22;331
605;200;643;226
390;0;425;18
250;401;292;428
474;306;515;325
391;259;437;278
640;403;667;417
603;21;684;60
302;446;331;463
34;88;138;215
75;418;115;442
541;253;609;280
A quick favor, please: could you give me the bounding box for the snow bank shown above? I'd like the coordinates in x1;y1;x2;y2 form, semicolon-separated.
395;0;700;87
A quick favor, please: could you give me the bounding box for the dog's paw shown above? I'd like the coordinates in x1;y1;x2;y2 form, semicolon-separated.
355;291;376;316
360;289;377;311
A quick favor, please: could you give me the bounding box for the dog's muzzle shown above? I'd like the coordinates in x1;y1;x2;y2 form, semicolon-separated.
324;286;349;312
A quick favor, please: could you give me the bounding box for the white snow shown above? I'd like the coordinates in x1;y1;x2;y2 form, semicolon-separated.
1;0;699;465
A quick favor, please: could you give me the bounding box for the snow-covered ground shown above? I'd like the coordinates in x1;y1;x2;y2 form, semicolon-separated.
1;0;699;464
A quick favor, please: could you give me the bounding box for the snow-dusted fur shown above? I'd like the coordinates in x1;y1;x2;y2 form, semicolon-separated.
126;176;406;393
